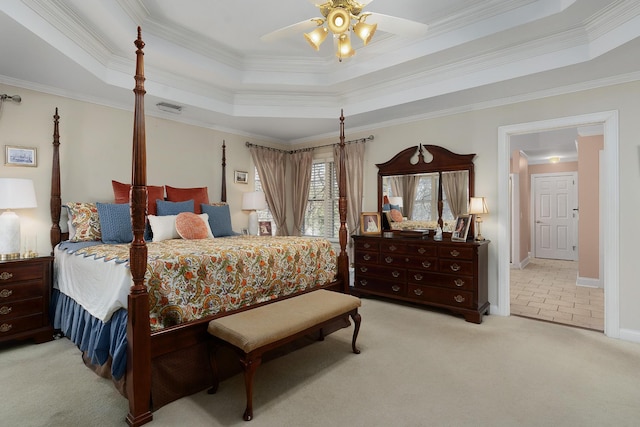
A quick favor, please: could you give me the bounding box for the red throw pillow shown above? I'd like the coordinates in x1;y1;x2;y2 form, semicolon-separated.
112;180;165;215
175;212;209;240
390;209;403;222
165;185;209;214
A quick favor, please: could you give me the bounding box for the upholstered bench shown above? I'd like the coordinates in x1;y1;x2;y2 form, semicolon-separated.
207;289;362;421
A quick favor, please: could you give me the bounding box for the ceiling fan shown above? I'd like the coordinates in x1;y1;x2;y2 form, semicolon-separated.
261;0;428;61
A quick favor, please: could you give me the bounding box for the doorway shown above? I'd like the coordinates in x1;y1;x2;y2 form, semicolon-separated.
497;111;619;338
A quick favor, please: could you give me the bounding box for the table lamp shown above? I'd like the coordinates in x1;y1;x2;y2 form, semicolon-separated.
242;191;266;235
0;178;37;260
468;196;488;241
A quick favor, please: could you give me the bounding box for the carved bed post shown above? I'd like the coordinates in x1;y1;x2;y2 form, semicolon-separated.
126;27;153;427
50;108;61;253
221;140;227;203
337;110;349;293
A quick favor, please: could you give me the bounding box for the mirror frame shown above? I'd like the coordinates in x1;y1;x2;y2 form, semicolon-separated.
377;144;475;231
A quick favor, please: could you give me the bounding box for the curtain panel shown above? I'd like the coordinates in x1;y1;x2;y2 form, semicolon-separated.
250;146;289;236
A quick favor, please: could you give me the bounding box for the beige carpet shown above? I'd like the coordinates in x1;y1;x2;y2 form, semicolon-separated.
2;297;640;427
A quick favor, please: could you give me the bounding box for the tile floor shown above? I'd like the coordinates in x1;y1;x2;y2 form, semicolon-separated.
510;257;604;331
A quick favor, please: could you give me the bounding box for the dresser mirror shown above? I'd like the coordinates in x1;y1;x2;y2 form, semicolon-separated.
377;145;475;232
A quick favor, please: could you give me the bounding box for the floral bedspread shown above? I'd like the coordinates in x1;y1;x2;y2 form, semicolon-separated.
72;236;337;331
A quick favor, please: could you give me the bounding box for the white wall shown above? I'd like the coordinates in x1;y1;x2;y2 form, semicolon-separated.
2;80;639;340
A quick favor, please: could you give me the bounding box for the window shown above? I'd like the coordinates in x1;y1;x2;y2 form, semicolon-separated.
302;159;339;239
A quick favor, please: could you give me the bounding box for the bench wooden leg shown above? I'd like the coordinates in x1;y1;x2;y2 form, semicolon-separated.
240;355;262;421
207;341;220;395
350;310;361;354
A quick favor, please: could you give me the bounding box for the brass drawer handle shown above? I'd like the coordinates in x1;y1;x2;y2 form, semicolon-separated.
0;323;12;333
418;247;426;254
363;243;371;249
360;266;368;273
363;254;371;261
359;279;368;286
392;271;400;278
389;245;397;251
450;250;460;257
422;260;431;268
454;279;465;287
414;273;424;281
413;288;423;296
0;272;13;281
391;285;400;292
450;263;461;272
0;306;11;315
385;257;393;264
0;289;12;298
454;295;465;303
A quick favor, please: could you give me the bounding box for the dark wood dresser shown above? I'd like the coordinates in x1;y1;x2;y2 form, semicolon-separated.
352;235;489;323
0;256;54;344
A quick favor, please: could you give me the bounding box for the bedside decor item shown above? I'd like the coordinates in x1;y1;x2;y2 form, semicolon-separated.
5;145;37;167
0;178;37;260
360;212;381;235
469;197;488;241
451;214;471;242
259;221;272;236
242;191;266;235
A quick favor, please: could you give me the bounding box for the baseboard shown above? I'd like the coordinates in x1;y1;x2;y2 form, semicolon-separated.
510;256;530;270
619;328;640;344
576;276;603;288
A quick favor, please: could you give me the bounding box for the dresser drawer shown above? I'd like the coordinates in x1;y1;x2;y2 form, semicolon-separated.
353;250;378;265
438;246;475;260
379;241;408;254
0;297;43;320
439;259;474;276
0;263;45;283
407;285;474;309
0;281;45;303
354;239;379;252
355;264;406;281
0;313;44;337
353;276;406;296
407;271;475;291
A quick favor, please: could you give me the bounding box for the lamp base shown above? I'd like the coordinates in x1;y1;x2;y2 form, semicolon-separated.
0;211;21;260
474;219;485;241
248;211;259;236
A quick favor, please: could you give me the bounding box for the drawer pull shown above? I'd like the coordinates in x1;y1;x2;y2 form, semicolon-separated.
450;250;460;257
454;295;465;303
363;254;371;261
0;323;12;333
413;288;424;296
0;272;13;281
391;285;400;292
418;247;426;254
359;279;368;287
389;245;397;251
450;263;461;272
363;243;371;249
414;273;424;281
0;289;12;298
422;260;431;268
360;266;368;273
392;271;400;278
385;257;393;264
0;306;11;315
454;279;465;287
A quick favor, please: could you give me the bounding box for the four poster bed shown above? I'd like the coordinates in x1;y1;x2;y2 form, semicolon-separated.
49;28;352;426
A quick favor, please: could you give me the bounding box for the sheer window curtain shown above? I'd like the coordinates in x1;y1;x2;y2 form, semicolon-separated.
290;150;313;236
334;141;366;237
250;146;289;236
442;170;469;218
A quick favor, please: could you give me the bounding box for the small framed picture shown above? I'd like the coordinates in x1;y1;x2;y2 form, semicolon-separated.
5;145;37;167
259;221;272;236
360;212;381;235
451;214;471;242
241;228;249;235
234;170;248;184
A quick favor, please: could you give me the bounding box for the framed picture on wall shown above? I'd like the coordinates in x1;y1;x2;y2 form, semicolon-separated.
451;214;471;241
234;170;248;184
360;212;381;235
5;145;37;167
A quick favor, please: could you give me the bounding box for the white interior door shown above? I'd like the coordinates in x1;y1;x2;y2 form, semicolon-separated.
533;173;577;261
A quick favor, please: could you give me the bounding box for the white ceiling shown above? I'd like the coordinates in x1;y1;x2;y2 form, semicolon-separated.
0;0;639;147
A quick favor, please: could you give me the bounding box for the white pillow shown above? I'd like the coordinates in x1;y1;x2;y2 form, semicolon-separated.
148;213;213;242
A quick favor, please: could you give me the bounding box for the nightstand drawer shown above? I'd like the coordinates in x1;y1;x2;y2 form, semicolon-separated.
0;314;44;337
0;297;43;320
0;263;45;283
0;281;45;303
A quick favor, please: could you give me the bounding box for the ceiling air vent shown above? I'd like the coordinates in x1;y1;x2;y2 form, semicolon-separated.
156;102;182;114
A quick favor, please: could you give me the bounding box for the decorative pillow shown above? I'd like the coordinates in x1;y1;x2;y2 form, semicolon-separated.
97;203;133;244
147;215;179;242
390;208;403;223
382;203;401;212
156;199;194;216
200;203;234;237
166;185;209;214
176;212;212;240
112;180;165;215
66;202;101;242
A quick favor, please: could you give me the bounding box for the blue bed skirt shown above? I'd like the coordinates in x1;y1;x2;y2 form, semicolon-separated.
51;289;128;380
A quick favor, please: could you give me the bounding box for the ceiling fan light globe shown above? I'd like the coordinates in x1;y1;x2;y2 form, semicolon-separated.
336;33;355;60
327;7;351;34
304;26;328;50
354;21;376;45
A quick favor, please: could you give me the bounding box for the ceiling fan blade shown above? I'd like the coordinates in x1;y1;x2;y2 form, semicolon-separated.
367;12;428;37
261;19;319;42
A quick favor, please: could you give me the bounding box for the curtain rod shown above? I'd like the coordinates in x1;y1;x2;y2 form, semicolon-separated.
245;135;374;154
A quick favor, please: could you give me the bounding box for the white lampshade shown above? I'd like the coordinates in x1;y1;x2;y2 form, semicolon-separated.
468;197;488;215
242;192;266;236
387;196;403;208
0;178;37;259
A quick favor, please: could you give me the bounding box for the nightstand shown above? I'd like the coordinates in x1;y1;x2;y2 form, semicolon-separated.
0;256;54;344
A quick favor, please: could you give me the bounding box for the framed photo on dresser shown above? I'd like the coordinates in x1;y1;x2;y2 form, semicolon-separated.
451;214;471;241
360;212;381;235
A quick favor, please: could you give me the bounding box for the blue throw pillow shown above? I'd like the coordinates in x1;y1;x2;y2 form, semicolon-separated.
156;199;194;216
96;203;133;244
200;204;234;237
